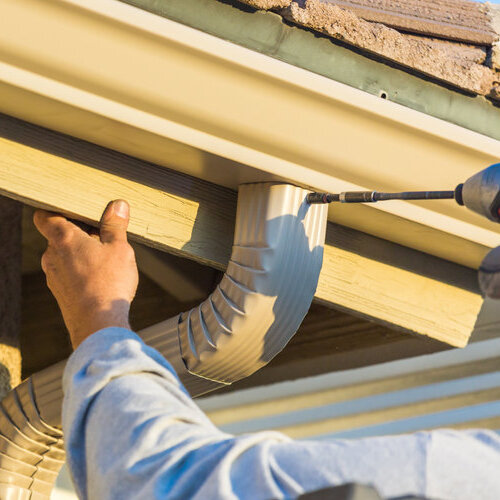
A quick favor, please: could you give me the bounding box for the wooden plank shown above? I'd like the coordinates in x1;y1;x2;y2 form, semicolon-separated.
450;416;500;431
0;114;236;269
0;114;482;347
0;196;22;397
317;226;482;347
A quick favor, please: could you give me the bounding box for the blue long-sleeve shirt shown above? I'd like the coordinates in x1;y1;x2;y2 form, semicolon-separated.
62;328;500;500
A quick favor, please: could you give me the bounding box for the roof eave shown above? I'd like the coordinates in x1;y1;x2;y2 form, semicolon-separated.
1;0;500;268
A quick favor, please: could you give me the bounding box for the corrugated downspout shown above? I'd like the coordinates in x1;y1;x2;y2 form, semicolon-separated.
0;182;327;498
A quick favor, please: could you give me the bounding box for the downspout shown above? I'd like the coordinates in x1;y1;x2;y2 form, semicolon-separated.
0;182;327;498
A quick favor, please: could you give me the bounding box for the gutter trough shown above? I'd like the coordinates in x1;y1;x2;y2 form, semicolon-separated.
1;0;500;268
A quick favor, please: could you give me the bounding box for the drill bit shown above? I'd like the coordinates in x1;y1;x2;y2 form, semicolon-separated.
306;190;456;204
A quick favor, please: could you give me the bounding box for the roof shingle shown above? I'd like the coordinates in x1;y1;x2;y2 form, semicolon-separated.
239;0;500;100
321;0;496;45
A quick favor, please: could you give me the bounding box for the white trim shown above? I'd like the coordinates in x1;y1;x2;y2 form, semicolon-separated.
200;338;500;411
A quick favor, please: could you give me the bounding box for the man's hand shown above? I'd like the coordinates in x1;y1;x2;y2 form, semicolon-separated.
34;200;139;349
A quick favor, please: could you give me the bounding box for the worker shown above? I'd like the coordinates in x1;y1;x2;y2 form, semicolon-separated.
33;200;500;500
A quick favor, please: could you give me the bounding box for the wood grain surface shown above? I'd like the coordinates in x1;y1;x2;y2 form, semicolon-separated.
0;114;482;347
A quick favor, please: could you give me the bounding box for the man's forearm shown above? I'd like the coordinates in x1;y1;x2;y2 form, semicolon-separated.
63;328;221;499
63;328;500;500
63;328;298;500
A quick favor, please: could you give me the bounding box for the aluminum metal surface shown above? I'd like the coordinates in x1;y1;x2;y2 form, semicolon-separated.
179;183;327;383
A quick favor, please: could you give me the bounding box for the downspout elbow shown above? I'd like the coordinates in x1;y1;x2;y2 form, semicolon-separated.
175;183;327;388
0;182;327;497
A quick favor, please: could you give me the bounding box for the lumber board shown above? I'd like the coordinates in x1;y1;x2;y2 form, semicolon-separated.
0;114;482;347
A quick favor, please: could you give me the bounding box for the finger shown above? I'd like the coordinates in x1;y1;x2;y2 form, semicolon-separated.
99;200;130;244
33;210;78;244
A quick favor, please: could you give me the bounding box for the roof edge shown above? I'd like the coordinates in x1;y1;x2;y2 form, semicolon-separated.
120;0;500;142
1;0;500;268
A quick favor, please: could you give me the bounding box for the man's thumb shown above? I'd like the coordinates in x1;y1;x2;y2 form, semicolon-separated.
100;200;130;243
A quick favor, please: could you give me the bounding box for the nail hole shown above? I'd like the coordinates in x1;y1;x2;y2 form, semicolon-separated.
379;90;388;99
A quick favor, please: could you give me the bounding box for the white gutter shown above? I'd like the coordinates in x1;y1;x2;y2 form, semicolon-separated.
0;183;327;498
0;0;500;267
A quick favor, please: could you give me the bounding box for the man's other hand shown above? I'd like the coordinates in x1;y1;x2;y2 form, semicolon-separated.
34;200;139;349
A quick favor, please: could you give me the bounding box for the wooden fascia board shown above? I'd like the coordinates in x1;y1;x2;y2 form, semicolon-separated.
0;0;499;269
0;115;482;347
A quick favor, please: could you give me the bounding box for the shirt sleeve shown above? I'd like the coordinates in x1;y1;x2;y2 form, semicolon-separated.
62;327;500;500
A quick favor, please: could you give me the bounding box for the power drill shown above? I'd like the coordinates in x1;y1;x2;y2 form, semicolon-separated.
307;162;500;299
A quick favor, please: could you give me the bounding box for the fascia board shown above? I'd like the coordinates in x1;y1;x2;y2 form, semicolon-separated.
0;0;500;268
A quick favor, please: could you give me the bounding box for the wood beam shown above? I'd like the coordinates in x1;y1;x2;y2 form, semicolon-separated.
0;196;22;398
0;114;482;347
278;387;500;439
206;357;500;429
21;207;219;302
